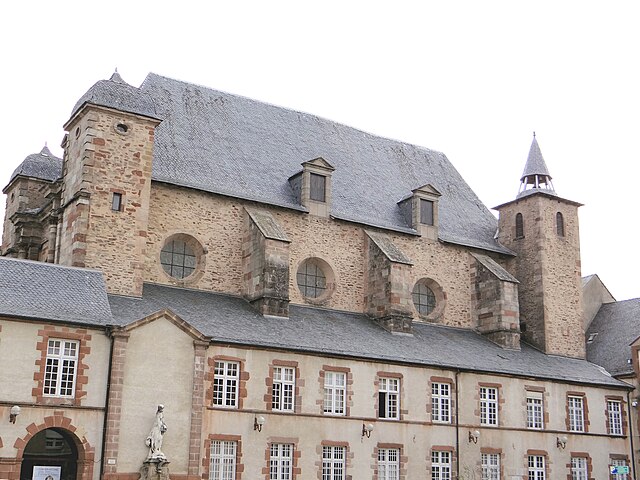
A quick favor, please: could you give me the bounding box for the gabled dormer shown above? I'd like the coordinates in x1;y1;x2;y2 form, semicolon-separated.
289;157;335;217
398;184;441;240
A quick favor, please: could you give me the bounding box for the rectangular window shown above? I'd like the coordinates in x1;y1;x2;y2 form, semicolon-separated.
420;199;434;225
568;396;585;432
608;400;623;435
571;457;588;480
323;371;346;415
432;382;451;423
377;448;399;480
111;192;123;211
44;339;78;397
213;361;239;408
431;451;451;480
322;445;345;480
378;377;399;419
270;443;293;480
272;366;295;412
310;173;326;202
611;459;629;480
480;387;498;426
209;440;237;480
481;453;500;480
526;392;544;429
527;455;545;480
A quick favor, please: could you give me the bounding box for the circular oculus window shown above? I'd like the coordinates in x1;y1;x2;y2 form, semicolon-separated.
160;234;204;281
296;257;335;303
412;278;445;322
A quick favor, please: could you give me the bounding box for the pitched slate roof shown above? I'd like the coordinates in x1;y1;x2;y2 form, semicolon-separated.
586;298;640;376
521;136;552;181
8;146;62;184
70;72;512;255
107;283;627;388
0;258;113;325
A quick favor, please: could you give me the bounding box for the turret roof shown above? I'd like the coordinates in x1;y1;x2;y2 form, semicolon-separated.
8;145;62;184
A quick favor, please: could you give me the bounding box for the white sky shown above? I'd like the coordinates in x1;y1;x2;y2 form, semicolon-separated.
1;1;638;300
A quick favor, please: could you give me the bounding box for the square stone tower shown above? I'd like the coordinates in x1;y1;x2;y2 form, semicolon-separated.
495;136;585;358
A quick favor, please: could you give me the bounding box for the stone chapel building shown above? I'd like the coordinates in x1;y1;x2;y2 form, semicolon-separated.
0;72;635;480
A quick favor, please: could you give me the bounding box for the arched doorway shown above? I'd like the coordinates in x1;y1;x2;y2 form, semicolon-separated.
20;428;78;480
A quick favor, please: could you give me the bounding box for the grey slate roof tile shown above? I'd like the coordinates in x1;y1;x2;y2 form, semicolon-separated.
0;258;113;325
9;146;62;184
107;283;628;389
586;298;640;376
73;72;512;256
472;253;519;283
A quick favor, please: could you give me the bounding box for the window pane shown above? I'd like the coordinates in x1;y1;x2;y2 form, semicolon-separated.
310;173;326;202
420;199;434;225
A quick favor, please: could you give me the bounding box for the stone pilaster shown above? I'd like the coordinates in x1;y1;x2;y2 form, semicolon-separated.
188;340;209;477
103;329;130;476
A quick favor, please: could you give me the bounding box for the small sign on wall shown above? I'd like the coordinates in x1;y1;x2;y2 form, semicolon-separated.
32;466;61;480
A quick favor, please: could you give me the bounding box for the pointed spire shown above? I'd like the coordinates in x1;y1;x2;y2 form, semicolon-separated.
40;144;53;157
516;134;557;199
109;68;126;84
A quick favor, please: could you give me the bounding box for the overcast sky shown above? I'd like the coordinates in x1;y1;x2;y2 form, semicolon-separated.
1;1;638;300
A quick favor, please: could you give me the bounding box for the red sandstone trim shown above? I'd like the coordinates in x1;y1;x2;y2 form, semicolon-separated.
206;355;248;409
188;341;209;476
265;359;302;414
32;326;92;406
202;434;243;480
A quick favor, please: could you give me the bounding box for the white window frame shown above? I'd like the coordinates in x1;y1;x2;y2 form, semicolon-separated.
379;377;400;420
568;395;585;432
480;387;498;426
322;445;346;480
270;443;293;480
323;371;346;415
526;392;544;430
608;400;623;435
44;339;78;398
481;453;500;480
213;361;239;408
272;366;295;412
209;440;237;480
611;458;629;480
570;457;588;480
431;382;451;423
527;455;545;480
378;448;399;480
431;450;451;480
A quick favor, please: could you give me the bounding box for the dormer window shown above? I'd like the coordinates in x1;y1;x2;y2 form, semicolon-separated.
398;184;441;240
289;157;335;217
310;173;326;202
420;199;434;226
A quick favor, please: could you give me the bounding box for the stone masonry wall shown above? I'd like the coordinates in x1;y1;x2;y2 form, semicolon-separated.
498;194;584;358
145;183;477;327
60;106;158;296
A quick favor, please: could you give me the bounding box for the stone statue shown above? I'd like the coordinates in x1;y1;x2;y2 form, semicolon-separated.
145;404;168;461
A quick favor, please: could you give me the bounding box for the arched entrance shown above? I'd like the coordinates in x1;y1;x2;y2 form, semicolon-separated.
20;428;78;480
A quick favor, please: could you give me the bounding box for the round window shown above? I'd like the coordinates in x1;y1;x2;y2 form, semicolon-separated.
412;283;436;315
412;278;445;322
160;234;204;281
296;257;335;303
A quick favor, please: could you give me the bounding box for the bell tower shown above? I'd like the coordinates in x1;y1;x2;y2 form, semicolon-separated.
495;135;584;358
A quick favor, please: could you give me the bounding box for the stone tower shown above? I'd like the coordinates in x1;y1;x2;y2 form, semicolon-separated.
57;72;161;296
495;136;585;358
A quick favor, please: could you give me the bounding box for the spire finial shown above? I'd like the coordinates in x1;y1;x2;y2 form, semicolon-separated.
533;131;536;138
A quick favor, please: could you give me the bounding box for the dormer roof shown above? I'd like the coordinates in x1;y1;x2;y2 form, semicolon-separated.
301;156;335;172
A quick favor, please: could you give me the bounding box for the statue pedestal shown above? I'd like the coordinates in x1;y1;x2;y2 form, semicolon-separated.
140;459;170;480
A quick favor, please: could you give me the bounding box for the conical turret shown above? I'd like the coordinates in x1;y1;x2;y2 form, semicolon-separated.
516;134;556;198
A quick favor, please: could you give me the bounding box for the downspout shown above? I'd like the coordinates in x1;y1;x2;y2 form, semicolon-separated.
455;370;460;480
627;390;636;480
99;326;116;479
